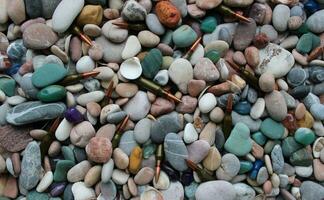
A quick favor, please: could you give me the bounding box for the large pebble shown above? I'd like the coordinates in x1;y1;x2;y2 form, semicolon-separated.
168;58;193;94
272;5;290;32
121;0;147;21
264;90;287;121
19;141;41;190
71;182;96;200
23;23;58;49
121;36;141;59
199;93;217;113
233;20;256;50
195;180;237;200
102;20;128;43
306;10;324;33
123;91;151;121
164;133;188;171
70;121;95;147
52;0;84;33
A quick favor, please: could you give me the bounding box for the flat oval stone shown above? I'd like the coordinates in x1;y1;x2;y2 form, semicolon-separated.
52;0;85;33
119;131;138;156
264;90;287;121
164;133;188;171
187;140;210;163
37;85;66;103
306;10;324;33
32;63;67;88
0;125;32;152
141;48;162;79
233;20;256;50
168;58;193;94
172;25;198;48
53;160;75;182
260;118;285;140
294;128;315;146
19;141;42;190
123;91;151;121
272;4;290;32
6;101;66;125
23;23;58;49
195;181;236;200
194;58;219;82
102;20;128;43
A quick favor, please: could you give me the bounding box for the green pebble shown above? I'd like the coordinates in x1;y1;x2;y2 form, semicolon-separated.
239;161;253;174
224;122;253;156
281;136;303;157
185;181;199;199
294;128;316;146
0;77;16;97
53;160;75;182
260;118;285;140
311;33;321;49
27;190;50;200
205;50;220;63
296;33;314;54
63;184;74;200
295;23;310;35
143;142;156;159
172;25;198;48
200;16;217;33
252;132;267;146
141;48;163;79
62;146;76;163
32;63;67;88
264;140;281;154
37;85;66;102
290;148;313;166
161;30;173;45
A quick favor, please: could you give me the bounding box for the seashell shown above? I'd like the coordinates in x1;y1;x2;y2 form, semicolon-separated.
313;137;324;158
64;34;72;55
98;180;117;200
6;39;27;61
140;186;164;200
120;57;142;80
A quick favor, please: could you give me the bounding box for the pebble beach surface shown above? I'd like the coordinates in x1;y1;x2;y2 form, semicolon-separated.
0;0;324;200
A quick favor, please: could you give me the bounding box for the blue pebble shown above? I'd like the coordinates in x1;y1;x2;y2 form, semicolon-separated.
310;103;324;120
290;6;304;17
5;63;21;76
304;0;320;14
6;39;27;61
233;101;251;115
250;160;264;179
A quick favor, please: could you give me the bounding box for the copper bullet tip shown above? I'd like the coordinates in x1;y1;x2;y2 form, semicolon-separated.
185;159;198;170
105;81;114;97
155;166;161;182
235;13;251;23
116;115;130;133
166;92;182;104
82;71;100;79
49;117;61;133
226;94;233;112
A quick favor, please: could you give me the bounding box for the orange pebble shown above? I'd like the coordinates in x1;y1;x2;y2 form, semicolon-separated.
155;1;181;28
129;146;143;174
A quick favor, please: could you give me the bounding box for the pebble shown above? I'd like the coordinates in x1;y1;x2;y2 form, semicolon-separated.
195;181;237;200
272;5;290;32
202;146;221;171
187;140;209;163
70;121;95;147
121;36;141;60
118;131;138;156
260;118;285;140
271;145;284;174
306;10;324;33
134;167;154;185
123;91;151;121
199;93;217;113
233;20;257;50
173;25;198;48
300;181;324;200
102;20;128;43
52;0;84;33
7;0;26;25
19;141;41;190
138;30;160;48
23;23;58;49
164;133;188;171
146;14;165;35
264;90;287;121
224;123;252;156
194;58;219;82
71;182;96;200
168;58;193;94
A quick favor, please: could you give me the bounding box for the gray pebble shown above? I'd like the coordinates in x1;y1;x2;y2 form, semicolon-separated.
280;90;296;109
134;118;152;144
287;67;307;87
164;133;188;171
153;70;169;86
303;93;320;110
146;14;165;35
310;104;324;121
232;111;261;132
118;131;138;156
271;145;284;174
218;27;232;46
256;167;269;185
260;25;278;42
107;111;127;124
247;87;258;104
83;78;101;92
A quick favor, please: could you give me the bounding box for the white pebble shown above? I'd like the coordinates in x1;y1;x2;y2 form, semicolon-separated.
198;93;217;113
76;56;95;73
36;171;54;193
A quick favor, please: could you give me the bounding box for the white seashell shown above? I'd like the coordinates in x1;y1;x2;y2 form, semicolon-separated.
313;137;324;158
140;186;163;200
120;57;142;80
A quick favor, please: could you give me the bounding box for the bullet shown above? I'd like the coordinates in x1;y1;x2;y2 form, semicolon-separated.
72;26;93;46
155;144;164;182
134;77;182;103
112;115;130;149
112;22;147;31
216;5;251;23
222;94;233;139
307;46;323;62
182;37;202;60
58;71;100;86
185;159;214;182
40;117;61;159
226;59;261;91
100;81;114;107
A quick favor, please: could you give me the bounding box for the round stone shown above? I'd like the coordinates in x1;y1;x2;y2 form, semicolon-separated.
86;137;112;163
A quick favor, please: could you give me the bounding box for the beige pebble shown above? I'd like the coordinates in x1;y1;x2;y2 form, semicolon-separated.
36;171;53;193
85;165;102;187
265;154;273;175
70;121;96;147
86;102;101;117
11;153;20;176
244;46;260;68
153;170;170;190
113;148;129;170
259;72;275;93
29;129;47;140
295;103;306;120
48;141;61;157
0;154;5;173
123;184;131;199
127;177;138;196
50;45;68;63
115;83;139;98
67;160;92;182
65;83;84;93
134;167;155;185
202;146;221;171
271;173;280;188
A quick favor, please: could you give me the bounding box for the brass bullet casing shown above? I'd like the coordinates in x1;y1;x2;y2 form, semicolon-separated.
223;94;233;139
72;26;93;46
216;5;251;23
40;117;61;159
134;77;182;103
58;71;100;86
182;37;202;60
185;159;214;182
100;81;114;107
112;115;130;149
155;144;164;182
226;59;261;91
